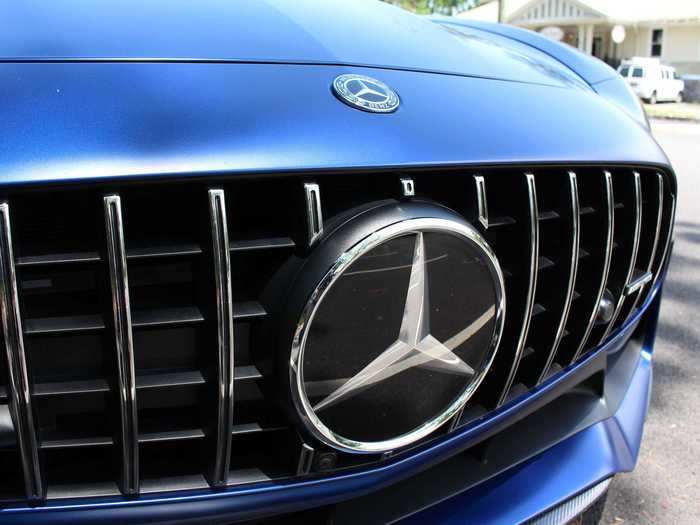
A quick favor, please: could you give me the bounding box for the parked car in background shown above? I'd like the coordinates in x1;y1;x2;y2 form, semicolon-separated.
618;57;685;104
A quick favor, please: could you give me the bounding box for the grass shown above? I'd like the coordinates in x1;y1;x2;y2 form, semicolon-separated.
643;102;700;122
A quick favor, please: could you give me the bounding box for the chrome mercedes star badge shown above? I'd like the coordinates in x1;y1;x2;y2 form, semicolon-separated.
313;232;481;412
332;74;400;113
290;215;505;453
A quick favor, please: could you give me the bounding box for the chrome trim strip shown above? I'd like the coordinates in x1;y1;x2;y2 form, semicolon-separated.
600;171;642;342
625;271;653;295
572;171;614;363
296;443;315;475
474;175;488;229
497;173;538;405
539;172;580;383
304;183;324;246
103;195;139;496
0;203;43;501
208;189;235;487
448;406;464;432
400;177;415;198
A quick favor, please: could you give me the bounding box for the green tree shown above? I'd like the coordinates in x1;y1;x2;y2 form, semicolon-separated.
382;0;478;15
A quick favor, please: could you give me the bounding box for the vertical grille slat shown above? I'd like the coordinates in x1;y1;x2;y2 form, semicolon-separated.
538;172;580;383
474;175;489;229
304;183;324;246
103;195;140;496
510;171;583;389
568;171;615;364
600;171;643;342
651;191;676;291
207;189;235;488
497;173;539;405
626;173;664;319
0;203;44;501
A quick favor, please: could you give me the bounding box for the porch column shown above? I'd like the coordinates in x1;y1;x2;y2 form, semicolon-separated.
577;25;585;51
584;24;594;55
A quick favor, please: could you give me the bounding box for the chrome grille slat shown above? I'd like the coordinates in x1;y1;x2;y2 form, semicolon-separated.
651;192;676;291
208;189;235;488
497;173;539;406
627;173;664;317
617;173;663;323
600;171;642;342
539;172;580;383
304;183;324;246
103;194;140;496
571;171;614;363
0;202;44;501
474;175;489;229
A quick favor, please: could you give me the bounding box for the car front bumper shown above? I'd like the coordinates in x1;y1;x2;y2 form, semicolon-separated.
398;329;652;524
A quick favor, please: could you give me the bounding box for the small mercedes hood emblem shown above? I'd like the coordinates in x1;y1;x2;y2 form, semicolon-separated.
332;74;400;113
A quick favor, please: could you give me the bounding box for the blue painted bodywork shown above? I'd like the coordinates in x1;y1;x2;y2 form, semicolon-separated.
401;347;652;524
0;1;673;523
0;61;666;188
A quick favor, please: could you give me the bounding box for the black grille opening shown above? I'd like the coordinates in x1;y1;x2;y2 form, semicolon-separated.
229;428;300;484
0;166;675;505
140;439;208;492
37;391;113;443
44;446;118;494
0;446;25;501
27;333;107;383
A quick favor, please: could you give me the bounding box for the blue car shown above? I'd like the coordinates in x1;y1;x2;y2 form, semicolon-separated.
0;1;676;524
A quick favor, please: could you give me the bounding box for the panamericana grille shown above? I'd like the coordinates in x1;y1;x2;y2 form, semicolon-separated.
0;166;674;503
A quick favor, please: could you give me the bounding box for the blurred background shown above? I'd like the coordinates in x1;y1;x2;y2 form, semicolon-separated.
384;2;700;524
385;0;700;119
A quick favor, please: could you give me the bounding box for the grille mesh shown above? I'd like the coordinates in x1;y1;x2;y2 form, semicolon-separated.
0;166;674;503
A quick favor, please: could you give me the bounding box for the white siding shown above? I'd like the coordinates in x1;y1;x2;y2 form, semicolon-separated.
663;25;700;62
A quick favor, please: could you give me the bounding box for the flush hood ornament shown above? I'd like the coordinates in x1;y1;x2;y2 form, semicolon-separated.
332;74;400;113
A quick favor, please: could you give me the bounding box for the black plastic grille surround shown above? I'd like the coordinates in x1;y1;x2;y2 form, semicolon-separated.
0;166;675;504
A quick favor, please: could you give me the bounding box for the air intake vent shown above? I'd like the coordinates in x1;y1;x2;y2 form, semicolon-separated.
0;166;674;504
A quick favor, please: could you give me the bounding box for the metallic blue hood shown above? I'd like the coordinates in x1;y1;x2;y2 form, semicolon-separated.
0;0;668;188
0;0;588;89
0;61;667;188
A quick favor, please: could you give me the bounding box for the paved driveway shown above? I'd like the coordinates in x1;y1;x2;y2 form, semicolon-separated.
601;120;700;524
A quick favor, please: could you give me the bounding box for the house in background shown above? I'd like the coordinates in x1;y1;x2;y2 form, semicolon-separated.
457;0;700;75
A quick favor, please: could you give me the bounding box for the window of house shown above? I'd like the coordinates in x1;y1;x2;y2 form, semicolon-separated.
632;67;644;78
651;29;663;57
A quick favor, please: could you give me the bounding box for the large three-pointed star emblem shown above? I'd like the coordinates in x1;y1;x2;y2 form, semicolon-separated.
314;232;494;412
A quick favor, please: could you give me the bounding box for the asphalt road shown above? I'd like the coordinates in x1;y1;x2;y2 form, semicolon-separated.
601;119;700;524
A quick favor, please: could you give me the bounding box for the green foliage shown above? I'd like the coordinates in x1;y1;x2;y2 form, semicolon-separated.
382;0;478;15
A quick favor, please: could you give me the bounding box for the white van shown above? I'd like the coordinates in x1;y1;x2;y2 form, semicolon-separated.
618;58;684;104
